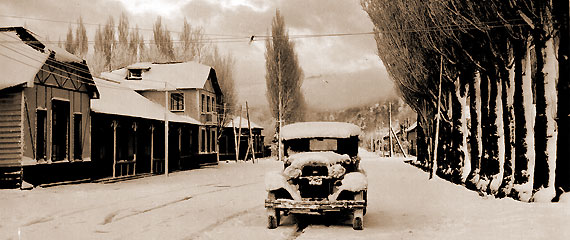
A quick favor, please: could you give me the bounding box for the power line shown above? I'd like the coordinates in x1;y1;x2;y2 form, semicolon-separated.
1;13;529;45
0;14;245;38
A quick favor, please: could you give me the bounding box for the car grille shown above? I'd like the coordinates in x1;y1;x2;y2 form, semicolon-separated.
298;178;332;199
301;166;328;176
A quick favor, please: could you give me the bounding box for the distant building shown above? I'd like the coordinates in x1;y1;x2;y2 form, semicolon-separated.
0;27;98;187
219;116;265;160
101;61;224;166
405;122;417;156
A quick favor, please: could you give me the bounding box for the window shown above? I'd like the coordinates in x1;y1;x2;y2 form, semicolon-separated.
52;99;69;161
211;97;216;112
201;94;205;112
36;109;47;160
201;128;206;152
73;113;82;160
206;128;211;152
170;93;184;111
210;129;216;152
127;69;142;80
207;96;211;112
309;138;338;151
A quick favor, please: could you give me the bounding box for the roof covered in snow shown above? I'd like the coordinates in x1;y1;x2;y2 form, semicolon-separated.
0;27;86;91
101;62;221;95
0;29;48;90
225;116;263;129
281;122;361;140
91;78;200;125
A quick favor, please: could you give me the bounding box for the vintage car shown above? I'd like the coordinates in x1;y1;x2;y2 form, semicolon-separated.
264;122;367;230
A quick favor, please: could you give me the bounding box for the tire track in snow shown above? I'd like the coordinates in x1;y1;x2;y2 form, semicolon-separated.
102;181;258;225
184;205;262;240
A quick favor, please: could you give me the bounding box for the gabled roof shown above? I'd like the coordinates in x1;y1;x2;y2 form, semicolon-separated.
281;122;361;140
225;116;263;129
101;61;223;96
91;78;200;125
0;29;48;90
0;27;97;96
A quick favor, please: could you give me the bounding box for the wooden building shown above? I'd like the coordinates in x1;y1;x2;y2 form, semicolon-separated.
101;61;223;166
91;78;202;178
219;116;265;160
0;27;98;187
404;122;417;156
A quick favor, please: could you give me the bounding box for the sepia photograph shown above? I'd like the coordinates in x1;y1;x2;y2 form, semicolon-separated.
0;0;569;239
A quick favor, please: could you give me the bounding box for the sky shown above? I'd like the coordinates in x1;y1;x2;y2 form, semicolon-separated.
0;0;396;110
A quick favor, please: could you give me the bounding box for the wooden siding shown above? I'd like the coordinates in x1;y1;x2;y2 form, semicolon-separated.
0;88;23;167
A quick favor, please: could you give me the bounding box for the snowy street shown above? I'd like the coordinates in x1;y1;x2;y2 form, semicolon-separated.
1;150;569;240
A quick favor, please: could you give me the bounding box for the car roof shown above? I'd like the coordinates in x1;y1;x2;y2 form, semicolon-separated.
281;122;361;140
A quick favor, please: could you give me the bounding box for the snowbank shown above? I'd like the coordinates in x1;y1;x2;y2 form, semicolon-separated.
281;122;361;140
533;187;556;203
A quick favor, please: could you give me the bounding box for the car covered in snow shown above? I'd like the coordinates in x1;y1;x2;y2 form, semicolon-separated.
265;122;367;230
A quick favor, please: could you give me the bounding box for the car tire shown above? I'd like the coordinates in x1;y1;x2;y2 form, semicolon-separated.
352;208;364;230
267;208;279;229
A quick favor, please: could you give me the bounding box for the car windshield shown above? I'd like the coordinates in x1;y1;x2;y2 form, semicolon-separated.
309;138;337;151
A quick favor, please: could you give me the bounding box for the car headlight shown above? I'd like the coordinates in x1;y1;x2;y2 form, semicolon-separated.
328;164;346;178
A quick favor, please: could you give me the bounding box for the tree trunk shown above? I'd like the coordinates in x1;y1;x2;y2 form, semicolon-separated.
498;64;516;197
467;71;482;189
488;69;504;195
532;8;549;191
453;77;469;183
479;71;490;191
554;0;570;196
513;40;535;202
512;38;529;184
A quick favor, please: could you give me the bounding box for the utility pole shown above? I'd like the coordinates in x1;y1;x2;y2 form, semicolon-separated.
277;51;283;162
431;55;443;179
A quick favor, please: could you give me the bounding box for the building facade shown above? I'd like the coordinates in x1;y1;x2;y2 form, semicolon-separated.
0;27;98;187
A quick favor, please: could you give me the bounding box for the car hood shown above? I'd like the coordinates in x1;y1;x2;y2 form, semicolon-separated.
286;152;350;168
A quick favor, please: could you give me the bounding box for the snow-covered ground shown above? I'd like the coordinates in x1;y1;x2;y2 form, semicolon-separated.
1;150;568;240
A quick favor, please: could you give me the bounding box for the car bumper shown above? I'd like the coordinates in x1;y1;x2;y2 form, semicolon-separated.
265;199;366;214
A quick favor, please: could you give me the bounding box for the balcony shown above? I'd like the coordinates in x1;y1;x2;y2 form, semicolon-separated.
200;112;218;125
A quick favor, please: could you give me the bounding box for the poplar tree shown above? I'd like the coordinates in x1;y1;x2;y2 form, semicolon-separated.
265;9;306;129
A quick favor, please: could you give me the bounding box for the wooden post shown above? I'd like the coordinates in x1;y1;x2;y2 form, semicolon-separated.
164;84;169;176
237;106;243;160
431;55;443;179
112;120;117;178
150;125;154;174
389;102;393;157
178;128;182;170
133;122;137;175
246;101;256;163
232;118;239;162
391;127;407;158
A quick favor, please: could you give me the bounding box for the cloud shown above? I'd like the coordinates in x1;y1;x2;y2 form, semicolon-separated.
1;0;394;112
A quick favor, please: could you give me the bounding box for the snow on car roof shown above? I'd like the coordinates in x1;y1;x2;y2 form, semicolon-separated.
287;152;350;168
281;122;361;140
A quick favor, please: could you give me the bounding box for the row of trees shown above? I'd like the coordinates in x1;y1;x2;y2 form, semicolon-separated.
62;13;237;110
362;0;568;201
